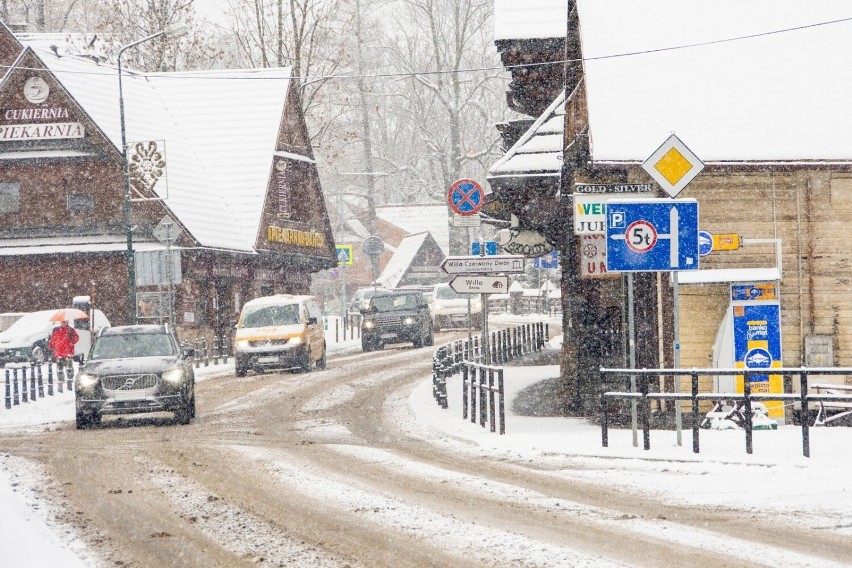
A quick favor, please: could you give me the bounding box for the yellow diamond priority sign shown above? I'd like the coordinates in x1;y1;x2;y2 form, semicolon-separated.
642;134;704;197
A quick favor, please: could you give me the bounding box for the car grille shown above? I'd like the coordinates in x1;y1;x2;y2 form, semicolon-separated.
249;338;289;347
102;374;159;391
374;315;402;327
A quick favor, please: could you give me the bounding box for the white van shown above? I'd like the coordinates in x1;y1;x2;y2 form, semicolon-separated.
234;294;326;376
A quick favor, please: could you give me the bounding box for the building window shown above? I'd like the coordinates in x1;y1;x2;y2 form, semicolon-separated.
67;192;95;213
0;182;21;215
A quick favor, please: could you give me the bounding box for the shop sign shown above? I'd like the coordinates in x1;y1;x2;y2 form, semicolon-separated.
267;226;326;248
4;107;70;120
274;159;291;219
0;122;84;141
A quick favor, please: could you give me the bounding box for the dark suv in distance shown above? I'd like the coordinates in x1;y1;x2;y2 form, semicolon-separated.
74;325;196;429
360;290;433;351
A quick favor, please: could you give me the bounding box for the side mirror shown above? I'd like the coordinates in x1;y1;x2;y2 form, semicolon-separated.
307;316;318;325
183;348;196;358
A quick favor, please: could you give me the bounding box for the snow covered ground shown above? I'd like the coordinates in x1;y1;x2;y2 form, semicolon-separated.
1;332;850;566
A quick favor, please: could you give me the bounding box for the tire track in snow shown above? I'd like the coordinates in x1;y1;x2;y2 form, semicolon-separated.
324;445;848;568
136;455;358;568
231;445;628;568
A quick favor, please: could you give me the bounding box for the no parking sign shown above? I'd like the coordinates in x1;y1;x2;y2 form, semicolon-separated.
447;179;484;216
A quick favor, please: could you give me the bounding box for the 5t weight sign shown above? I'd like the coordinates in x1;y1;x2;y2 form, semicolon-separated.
624;220;657;253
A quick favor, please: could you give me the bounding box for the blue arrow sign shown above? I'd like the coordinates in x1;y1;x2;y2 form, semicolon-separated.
605;199;699;272
471;241;498;256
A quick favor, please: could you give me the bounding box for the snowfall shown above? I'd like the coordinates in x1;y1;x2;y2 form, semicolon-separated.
1;318;850;567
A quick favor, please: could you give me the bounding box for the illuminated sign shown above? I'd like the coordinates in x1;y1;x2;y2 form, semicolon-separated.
267;226;325;248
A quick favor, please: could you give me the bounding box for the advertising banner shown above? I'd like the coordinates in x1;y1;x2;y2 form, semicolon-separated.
731;296;784;420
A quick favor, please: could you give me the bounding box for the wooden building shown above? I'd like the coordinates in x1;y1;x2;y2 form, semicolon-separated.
0;23;336;341
491;0;852;419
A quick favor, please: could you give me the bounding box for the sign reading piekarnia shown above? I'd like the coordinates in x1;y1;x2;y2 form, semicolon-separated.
0;122;84;141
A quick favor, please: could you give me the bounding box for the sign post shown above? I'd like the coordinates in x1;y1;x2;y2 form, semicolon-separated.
447;179;484;216
153;215;181;327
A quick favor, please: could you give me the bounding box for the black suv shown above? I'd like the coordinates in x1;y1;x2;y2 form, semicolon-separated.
360;290;433;351
74;325;196;429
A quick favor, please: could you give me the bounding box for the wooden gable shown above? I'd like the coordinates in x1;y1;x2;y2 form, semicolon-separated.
256;79;336;267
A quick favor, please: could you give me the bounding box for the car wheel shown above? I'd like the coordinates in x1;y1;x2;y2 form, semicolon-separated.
425;331;434;347
175;395;194;425
300;350;313;373
31;345;46;365
75;403;100;430
235;355;248;377
317;344;327;369
413;333;423;348
361;338;373;352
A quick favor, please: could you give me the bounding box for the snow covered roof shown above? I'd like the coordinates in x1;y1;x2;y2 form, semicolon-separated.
494;0;568;41
374;232;429;289
577;0;852;162
0;235;169;256
376;205;450;254
11;36;298;252
489;92;564;178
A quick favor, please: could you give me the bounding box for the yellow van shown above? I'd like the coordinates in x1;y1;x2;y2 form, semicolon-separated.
234;294;326;376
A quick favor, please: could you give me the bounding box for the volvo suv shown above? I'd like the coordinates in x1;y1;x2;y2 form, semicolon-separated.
74;325;196;429
360;290;433;351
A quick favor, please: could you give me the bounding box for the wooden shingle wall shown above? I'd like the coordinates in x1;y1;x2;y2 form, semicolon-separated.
653;170;852;390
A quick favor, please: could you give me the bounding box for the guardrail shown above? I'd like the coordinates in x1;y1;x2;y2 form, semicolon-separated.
4;360;76;409
431;322;548;434
462;362;505;434
599;366;852;458
183;336;231;368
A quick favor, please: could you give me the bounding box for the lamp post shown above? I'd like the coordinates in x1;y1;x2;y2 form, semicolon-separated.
118;24;186;324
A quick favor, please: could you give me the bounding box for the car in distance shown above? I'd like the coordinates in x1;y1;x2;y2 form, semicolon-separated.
347;286;387;317
234;294;326;376
0;308;110;366
360;290;433;351
74;324;196;429
429;283;481;331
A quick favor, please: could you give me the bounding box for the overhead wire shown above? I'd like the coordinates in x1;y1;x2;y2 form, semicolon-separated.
1;14;851;82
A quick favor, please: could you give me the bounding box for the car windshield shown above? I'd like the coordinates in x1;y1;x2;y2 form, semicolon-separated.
435;286;462;300
240;304;301;328
90;333;176;359
370;294;418;312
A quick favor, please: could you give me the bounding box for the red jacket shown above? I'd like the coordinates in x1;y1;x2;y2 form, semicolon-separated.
48;325;79;358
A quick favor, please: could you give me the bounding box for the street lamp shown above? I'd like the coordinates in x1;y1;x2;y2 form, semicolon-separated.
118;24;186;324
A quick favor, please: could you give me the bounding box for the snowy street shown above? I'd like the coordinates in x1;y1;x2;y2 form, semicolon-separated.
1;326;850;568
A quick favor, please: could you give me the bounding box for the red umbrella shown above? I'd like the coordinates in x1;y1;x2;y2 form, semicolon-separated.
49;308;89;322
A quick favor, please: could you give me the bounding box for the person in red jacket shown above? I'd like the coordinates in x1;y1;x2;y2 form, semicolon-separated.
48;320;79;381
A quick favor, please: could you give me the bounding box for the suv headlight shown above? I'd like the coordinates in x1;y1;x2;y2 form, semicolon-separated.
364;320;375;329
77;373;98;389
162;368;185;383
236;340;250;349
403;317;415;325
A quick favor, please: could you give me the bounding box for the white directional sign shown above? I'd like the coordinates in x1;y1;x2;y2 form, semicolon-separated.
449;275;509;294
440;255;525;275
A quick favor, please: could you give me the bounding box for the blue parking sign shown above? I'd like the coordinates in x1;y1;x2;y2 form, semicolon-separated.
605;199;699;272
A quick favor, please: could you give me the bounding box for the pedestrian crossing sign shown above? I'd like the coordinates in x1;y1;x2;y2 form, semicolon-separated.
336;244;353;266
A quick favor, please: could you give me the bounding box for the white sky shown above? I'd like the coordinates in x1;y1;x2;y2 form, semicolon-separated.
1;318;849;566
192;0;230;27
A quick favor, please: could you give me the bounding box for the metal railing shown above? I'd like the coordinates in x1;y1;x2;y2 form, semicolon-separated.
183;335;231;368
431;322;549;434
462;362;505;434
600;366;852;458
4;360;77;409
